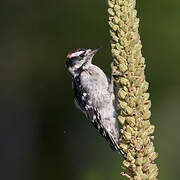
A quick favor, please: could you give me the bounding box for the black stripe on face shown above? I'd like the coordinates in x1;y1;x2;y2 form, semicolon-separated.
66;56;82;67
79;51;86;57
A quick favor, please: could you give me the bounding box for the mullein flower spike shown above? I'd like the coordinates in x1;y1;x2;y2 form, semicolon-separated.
107;0;158;179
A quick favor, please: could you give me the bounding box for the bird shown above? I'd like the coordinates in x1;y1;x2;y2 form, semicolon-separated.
66;48;124;155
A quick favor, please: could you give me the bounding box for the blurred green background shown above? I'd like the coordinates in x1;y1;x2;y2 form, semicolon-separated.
0;0;180;180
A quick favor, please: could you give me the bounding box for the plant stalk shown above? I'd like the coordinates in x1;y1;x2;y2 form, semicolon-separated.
107;0;159;179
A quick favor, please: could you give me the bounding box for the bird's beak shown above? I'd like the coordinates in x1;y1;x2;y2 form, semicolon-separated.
90;47;101;55
85;47;101;63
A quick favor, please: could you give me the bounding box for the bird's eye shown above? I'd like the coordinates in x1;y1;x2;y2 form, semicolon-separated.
80;52;85;57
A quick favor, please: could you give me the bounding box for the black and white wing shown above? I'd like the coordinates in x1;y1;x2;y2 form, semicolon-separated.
72;76;124;155
85;106;120;152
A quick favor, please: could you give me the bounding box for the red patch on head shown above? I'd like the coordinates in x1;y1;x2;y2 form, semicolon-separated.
66;48;81;59
66;52;72;59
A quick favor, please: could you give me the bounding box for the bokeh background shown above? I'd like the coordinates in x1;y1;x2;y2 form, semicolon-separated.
1;0;180;180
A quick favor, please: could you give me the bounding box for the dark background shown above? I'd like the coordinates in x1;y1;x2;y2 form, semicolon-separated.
0;0;180;180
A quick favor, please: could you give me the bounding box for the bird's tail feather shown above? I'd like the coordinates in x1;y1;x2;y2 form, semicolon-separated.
107;134;126;158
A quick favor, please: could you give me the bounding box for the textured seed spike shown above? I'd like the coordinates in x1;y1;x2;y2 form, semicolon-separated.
107;0;159;179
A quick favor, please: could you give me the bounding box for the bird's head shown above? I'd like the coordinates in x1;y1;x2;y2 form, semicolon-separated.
66;48;100;75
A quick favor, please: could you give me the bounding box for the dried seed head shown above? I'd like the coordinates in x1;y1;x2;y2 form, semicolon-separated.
108;0;158;178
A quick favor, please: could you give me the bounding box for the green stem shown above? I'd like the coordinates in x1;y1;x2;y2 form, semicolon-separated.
107;0;158;179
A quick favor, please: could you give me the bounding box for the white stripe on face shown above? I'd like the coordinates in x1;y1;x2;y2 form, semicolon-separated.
70;51;85;58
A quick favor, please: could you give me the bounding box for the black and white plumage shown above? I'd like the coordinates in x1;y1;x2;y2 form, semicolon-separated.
66;48;123;154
